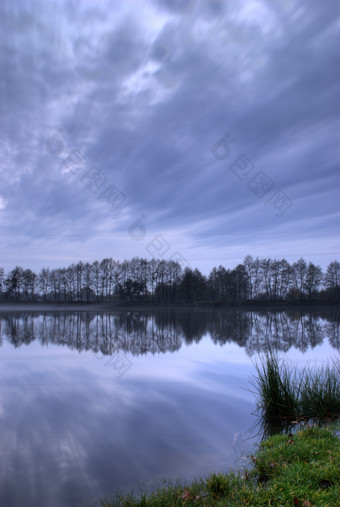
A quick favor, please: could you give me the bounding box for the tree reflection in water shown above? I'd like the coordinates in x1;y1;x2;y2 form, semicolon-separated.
1;309;339;357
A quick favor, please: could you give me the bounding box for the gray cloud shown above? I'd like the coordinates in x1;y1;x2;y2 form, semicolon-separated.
1;0;339;272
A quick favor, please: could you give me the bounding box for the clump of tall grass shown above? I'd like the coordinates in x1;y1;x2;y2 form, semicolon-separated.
251;354;340;434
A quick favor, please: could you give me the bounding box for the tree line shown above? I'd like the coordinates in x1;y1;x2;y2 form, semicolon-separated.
0;256;339;304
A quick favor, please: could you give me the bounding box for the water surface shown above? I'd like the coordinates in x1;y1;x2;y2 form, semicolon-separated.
0;308;338;507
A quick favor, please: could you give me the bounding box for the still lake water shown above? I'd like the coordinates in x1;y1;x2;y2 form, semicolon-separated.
0;307;339;507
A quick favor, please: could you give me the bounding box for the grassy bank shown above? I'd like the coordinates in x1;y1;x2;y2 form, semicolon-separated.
97;424;339;506
97;358;340;506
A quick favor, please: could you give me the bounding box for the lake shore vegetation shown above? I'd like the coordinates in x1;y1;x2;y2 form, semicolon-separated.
96;358;340;506
97;424;340;507
251;354;340;435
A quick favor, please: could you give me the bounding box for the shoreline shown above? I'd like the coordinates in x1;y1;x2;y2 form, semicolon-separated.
0;301;338;312
97;424;340;507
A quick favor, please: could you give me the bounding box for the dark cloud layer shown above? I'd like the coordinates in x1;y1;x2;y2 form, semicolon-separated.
1;0;339;272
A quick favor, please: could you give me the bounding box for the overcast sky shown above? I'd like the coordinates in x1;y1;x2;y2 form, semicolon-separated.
1;0;339;274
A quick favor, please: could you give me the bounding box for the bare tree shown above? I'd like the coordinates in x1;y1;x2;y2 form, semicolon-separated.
49;269;60;302
292;258;308;300
92;261;101;302
5;266;24;301
305;262;323;300
243;255;261;300
277;259;293;300
38;267;50;302
0;267;5;301
82;262;93;302
23;269;37;301
75;261;85;301
324;261;340;299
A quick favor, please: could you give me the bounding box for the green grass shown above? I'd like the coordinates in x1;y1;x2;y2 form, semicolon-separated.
250;355;340;434
96;424;340;506
96;357;340;505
